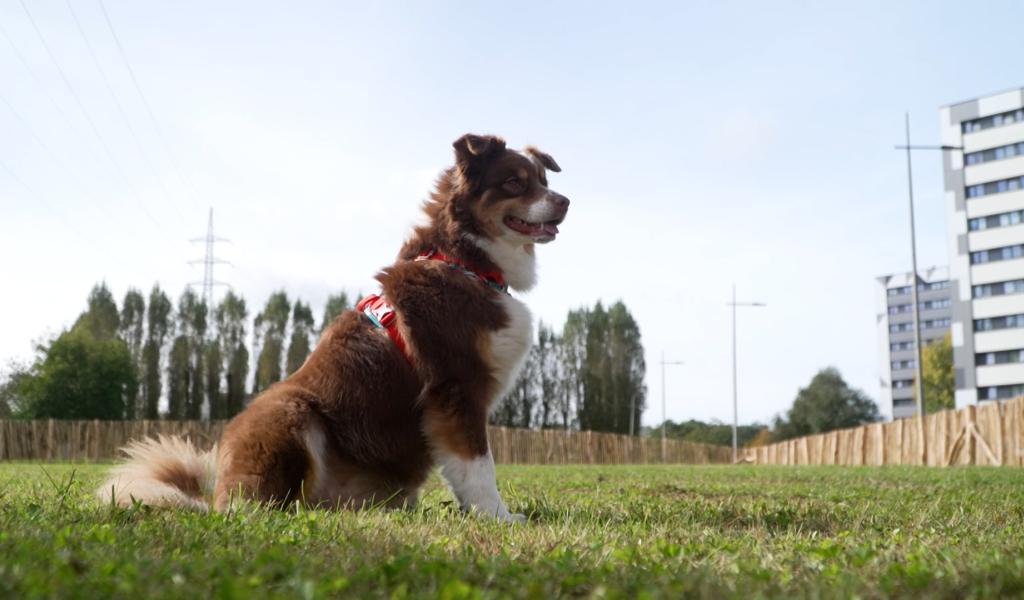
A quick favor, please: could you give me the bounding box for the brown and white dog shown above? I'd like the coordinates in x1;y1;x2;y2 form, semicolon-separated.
97;134;569;521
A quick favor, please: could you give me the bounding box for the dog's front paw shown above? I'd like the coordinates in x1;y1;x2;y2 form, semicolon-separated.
471;502;525;523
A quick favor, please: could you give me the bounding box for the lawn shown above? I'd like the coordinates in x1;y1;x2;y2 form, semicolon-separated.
1;463;1022;599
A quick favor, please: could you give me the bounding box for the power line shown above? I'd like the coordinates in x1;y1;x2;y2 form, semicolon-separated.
189;208;232;309
0;155;124;269
18;0;162;228
0;21;87;151
96;0;203;214
64;0;185;224
0;88;118;224
2;17;177;248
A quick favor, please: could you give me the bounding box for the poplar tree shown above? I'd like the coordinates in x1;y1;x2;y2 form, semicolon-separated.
142;285;172;419
204;335;224;420
217;291;249;417
559;310;588;430
286;300;316;375
321;292;350;332
167;289;206;419
74;283;120;340
565;302;646;434
533;323;559;428
253;292;290;394
118;289;146;419
919;333;954;413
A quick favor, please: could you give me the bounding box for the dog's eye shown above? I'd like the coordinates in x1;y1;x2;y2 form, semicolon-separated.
502;177;524;194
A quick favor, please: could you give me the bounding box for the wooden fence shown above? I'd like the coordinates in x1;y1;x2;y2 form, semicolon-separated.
0;419;732;465
743;396;1024;466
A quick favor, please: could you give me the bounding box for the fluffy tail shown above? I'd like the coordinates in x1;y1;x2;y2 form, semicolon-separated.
96;435;217;511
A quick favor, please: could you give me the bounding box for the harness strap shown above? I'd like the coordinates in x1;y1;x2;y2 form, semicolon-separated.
414;249;508;293
355;293;408;359
357;249;506;361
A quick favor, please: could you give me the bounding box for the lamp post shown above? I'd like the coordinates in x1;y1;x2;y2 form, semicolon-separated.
893;112;962;464
728;284;765;463
660;352;684;461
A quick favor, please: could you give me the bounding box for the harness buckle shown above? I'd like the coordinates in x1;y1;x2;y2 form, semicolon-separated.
357;293;397;328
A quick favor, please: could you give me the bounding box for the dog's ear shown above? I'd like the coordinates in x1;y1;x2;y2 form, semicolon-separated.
452;134;506;190
454;134;504;159
525;146;561;173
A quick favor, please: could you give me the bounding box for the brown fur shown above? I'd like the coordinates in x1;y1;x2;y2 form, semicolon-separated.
99;133;568;513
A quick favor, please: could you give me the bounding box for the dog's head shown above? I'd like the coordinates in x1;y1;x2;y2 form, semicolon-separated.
450;134;569;245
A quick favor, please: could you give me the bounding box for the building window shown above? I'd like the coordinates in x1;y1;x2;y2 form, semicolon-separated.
962;108;1024;133
973;279;1024;298
968;209;1024;231
888;319;950;333
921;299;951;310
888;304;912;315
966;175;1024;199
893;397;916;407
890;299;951;313
892;359;916;370
970;244;1024;264
975;348;1024;366
890;341;915;352
892;379;915;389
965;141;1024;166
889;322;912;333
975;313;1024;332
921;318;951;329
887;281;949;296
978;384;1024;400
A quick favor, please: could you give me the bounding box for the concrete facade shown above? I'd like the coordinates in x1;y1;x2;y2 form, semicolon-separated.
940;88;1024;407
876;267;952;419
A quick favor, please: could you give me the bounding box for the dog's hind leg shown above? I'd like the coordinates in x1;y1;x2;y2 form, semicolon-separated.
211;395;314;511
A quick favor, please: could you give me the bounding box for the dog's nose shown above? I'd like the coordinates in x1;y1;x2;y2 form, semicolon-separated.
550;193;570;210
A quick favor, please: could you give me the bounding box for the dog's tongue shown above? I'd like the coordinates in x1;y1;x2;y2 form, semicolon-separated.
540;223;559;236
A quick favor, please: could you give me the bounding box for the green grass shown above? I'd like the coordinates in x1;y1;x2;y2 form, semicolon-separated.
1;464;1023;599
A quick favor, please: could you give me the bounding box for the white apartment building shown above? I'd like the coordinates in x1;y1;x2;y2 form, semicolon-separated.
875;267;952;419
941;88;1024;407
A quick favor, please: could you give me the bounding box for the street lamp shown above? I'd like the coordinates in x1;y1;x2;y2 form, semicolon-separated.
727;284;765;463
893;112;962;464
660;352;684;461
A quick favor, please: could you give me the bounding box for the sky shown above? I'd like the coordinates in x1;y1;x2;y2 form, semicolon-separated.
1;0;1022;426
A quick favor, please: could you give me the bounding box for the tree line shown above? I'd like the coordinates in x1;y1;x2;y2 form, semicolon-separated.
0;283;350;421
490;301;647;434
0;286;649;436
649;366;885;447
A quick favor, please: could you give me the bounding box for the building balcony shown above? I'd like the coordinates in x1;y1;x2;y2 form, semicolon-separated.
966;189;1024;219
964;155;1024;186
974;328;1024;353
969;224;1024;252
970;257;1024;285
962;121;1024;153
975;362;1024;387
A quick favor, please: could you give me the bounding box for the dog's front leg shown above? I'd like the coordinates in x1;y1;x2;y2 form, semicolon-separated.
424;403;524;522
436;447;523;522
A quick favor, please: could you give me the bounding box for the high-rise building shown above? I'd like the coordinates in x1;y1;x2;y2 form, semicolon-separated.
876;267;952;418
941;88;1024;407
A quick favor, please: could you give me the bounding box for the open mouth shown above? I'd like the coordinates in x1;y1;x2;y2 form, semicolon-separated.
503;215;561;238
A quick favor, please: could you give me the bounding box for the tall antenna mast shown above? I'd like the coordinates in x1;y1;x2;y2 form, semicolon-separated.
189;207;231;309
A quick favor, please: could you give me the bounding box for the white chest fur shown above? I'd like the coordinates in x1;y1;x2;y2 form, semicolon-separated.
488;294;534;405
468;235;537;292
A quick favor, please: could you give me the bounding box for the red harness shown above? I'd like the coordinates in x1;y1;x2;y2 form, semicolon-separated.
355;250;507;361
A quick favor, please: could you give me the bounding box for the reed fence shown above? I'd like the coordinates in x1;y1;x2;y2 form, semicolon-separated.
0;419;732;465
743;396;1024;466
